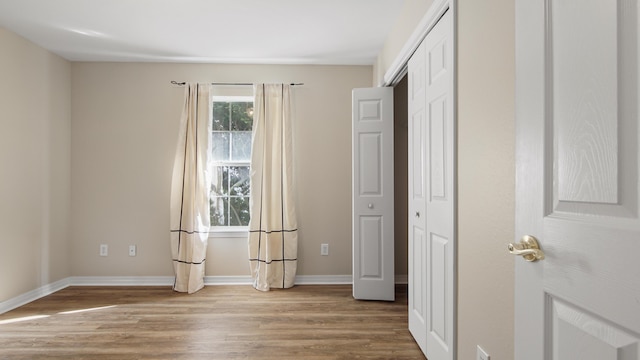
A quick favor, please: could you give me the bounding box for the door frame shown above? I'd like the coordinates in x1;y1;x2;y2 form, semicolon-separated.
382;1;457;359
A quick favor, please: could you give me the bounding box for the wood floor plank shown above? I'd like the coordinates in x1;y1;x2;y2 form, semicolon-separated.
0;285;425;359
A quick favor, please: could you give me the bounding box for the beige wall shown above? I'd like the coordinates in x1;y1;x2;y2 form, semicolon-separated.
70;63;373;277
457;0;515;358
0;28;71;302
377;0;516;358
374;0;435;85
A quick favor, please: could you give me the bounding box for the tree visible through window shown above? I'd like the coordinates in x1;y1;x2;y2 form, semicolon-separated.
210;97;253;228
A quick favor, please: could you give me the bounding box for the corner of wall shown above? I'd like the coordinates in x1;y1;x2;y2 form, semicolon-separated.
0;28;72;302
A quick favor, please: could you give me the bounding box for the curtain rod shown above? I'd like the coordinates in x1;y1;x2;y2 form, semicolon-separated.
171;81;303;86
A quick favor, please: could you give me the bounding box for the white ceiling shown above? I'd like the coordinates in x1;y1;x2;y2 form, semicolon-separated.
0;0;405;65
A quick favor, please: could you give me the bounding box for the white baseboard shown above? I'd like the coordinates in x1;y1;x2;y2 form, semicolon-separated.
66;275;355;287
68;275;406;286
204;276;252;285
0;278;70;315
204;275;353;285
295;275;353;285
1;274;408;314
70;276;175;286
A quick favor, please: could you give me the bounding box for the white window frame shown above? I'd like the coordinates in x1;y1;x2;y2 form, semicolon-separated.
209;95;253;238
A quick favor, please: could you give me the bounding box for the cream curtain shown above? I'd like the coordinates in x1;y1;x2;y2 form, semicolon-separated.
170;83;212;293
248;84;298;291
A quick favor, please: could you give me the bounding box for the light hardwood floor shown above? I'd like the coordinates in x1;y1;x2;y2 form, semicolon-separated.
0;285;425;359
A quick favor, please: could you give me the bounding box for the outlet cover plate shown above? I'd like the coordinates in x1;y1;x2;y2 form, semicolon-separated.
100;244;108;257
129;245;137;256
477;346;490;360
321;244;329;256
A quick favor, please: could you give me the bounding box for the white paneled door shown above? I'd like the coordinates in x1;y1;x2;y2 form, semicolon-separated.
515;1;640;359
408;9;455;360
408;23;428;355
352;87;395;301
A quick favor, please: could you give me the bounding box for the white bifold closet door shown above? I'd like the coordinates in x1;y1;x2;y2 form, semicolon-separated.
352;87;395;301
408;9;455;360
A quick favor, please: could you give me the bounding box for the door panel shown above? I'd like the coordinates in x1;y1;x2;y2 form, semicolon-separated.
352;87;395;301
550;0;638;218
515;0;640;359
429;232;448;347
553;1;619;205
358;133;382;195
408;27;428;354
359;216;382;278
551;298;640;359
429;97;447;199
412;226;426;320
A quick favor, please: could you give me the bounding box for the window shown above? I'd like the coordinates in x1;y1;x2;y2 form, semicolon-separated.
210;96;253;232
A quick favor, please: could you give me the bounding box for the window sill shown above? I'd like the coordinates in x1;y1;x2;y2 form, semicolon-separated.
209;229;249;239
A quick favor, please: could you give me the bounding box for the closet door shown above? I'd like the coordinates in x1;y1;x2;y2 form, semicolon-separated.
423;10;454;360
352;87;395;301
408;9;455;360
408;36;428;354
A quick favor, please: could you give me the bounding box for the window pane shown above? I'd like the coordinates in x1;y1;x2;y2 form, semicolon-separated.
231;131;252;161
229;197;250;226
210;166;229;196
210;100;254;229
210;197;229;226
212;132;230;161
212;102;230;130
229;166;250;196
231;102;253;131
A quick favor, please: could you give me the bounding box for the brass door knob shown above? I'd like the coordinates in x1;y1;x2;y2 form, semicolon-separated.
508;235;544;262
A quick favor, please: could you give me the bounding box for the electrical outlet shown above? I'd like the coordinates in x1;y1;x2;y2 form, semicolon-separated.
100;244;108;257
129;245;137;257
321;243;329;256
477;346;490;360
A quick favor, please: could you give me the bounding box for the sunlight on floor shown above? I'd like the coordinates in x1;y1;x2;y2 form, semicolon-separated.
0;304;118;325
0;315;50;325
57;305;117;315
